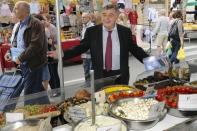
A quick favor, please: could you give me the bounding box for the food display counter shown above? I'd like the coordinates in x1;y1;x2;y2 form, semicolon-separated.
53;115;190;131
184;23;197;31
61;39;82;63
1;88;194;131
1;62;197;131
183;23;197;39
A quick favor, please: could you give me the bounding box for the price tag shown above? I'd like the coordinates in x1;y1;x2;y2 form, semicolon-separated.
6;113;24;123
97;123;121;131
68;105;86;122
145;86;156;97
190;73;197;82
178;94;197;109
95;90;106;103
148;102;165;118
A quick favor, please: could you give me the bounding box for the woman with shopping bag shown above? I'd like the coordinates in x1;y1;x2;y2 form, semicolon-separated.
168;10;184;64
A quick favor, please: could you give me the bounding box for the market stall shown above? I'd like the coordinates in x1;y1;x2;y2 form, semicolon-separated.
0;60;197;130
184;0;197;39
2;0;197;130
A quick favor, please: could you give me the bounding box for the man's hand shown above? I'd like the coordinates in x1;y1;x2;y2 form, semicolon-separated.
48;38;53;45
47;51;58;59
15;58;21;65
4;52;12;62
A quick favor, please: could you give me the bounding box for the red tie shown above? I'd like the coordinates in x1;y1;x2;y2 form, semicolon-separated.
105;31;112;71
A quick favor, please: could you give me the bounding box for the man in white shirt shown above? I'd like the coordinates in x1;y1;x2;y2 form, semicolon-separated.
81;12;94;86
153;9;169;55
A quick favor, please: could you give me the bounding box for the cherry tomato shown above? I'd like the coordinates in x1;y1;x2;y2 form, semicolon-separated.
138;91;144;96
171;102;177;108
156;95;163;101
129;93;134;97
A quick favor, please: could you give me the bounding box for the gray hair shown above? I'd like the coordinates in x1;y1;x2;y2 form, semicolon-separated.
16;1;30;14
103;4;119;12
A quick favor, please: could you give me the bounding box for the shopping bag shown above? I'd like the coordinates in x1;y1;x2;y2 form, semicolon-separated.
166;48;172;57
177;48;185;60
165;41;172;57
165;41;172;50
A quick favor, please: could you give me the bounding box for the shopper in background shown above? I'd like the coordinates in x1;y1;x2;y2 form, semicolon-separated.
116;12;130;28
94;12;102;25
44;14;60;97
169;10;175;26
48;4;148;87
32;14;51;92
153;9;169;55
168;10;184;64
89;12;96;24
4;1;49;104
81;12;94;87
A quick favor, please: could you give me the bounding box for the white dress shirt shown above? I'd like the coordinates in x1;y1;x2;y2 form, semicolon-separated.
81;21;94;39
81;21;94;59
103;25;120;70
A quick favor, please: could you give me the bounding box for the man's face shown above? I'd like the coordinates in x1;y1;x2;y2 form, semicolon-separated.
82;14;90;24
13;4;23;20
102;8;119;30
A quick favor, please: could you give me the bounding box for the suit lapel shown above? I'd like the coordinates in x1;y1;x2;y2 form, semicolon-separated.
97;25;103;68
117;25;124;69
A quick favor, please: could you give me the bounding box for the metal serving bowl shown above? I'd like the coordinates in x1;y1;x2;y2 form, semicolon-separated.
1;119;40;131
167;106;197;118
74;115;127;131
109;98;167;130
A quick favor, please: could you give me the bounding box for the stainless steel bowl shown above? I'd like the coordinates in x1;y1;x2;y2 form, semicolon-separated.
109;98;167;130
167;106;197;118
74;115;127;131
1;119;40;131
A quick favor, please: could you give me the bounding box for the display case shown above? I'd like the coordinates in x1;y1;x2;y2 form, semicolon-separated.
0;74;197;131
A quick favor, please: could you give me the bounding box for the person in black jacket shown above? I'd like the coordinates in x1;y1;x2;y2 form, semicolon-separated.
48;4;148;87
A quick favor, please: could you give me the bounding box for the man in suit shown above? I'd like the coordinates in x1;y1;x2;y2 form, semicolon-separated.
48;4;148;85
